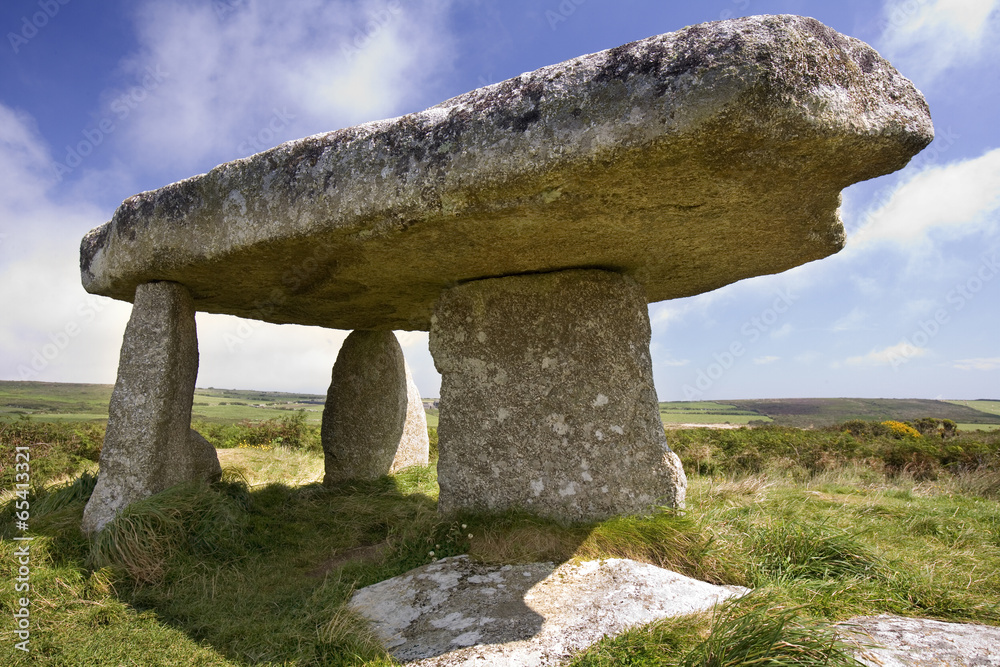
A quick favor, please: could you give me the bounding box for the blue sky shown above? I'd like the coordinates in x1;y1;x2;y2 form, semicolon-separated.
1;0;998;401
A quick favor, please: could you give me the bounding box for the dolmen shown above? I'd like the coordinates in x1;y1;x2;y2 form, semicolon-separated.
80;15;932;534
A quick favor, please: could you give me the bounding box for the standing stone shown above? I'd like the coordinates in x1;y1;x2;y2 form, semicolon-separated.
395;363;431;473
430;269;686;521
82;281;221;535
322;331;429;484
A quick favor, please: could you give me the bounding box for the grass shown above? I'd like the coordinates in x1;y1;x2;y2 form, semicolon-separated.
0;381;326;424
661;414;773;425
2;418;999;665
947;399;1000;417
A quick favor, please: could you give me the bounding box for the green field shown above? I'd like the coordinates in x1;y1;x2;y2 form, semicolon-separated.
3;382;999;432
0;381;326;424
948;399;1000;417
2;415;999;665
659;398;1000;429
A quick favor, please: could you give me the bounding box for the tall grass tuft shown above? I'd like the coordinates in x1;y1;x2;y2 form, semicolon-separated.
30;470;98;515
87;480;249;584
743;519;889;585
680;592;866;667
577;512;718;580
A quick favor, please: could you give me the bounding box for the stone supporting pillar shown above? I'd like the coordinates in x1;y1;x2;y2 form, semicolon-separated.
322;331;429;484
82;281;221;535
429;269;686;521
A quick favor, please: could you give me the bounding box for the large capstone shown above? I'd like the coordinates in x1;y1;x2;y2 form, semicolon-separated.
78;14;935;525
322;330;429;484
82;281;221;535
430;269;686;520
80;15;932;331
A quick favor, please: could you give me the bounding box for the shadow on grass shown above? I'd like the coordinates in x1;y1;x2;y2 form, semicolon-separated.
5;465;716;666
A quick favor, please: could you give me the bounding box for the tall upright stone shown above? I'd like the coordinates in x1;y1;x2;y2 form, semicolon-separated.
430;269;686;521
322;331;429;484
82;281;221;535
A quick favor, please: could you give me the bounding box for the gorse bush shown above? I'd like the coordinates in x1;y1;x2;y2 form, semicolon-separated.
0;416;103;488
668;421;1000;483
196;411;320;452
881;420;921;439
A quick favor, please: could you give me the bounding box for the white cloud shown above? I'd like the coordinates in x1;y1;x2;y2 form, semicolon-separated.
952;357;1000;370
196;314;347;393
0;104;132;385
753;356;779;365
879;0;1000;84
769;323;793;339
845;341;928;367
104;0;456;174
0;105;56;210
795;351;822;364
853;148;1000;248
0;3;459;393
832;307;867;332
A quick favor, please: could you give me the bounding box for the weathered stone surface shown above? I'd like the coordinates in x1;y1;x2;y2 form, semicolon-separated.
82;281;220;535
430;269;686;520
849;615;1000;667
322;331;429;484
396;362;431;473
349;555;747;666
188;429;224;484
80;15;932;331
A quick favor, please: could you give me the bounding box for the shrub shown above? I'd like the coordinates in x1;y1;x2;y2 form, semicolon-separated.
839;420;891;440
197;412;320;452
881;420;922;439
0;417;103;489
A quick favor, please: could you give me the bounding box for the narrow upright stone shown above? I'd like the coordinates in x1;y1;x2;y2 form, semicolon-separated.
82;281;220;535
430;269;686;521
322;331;429;484
395;363;431;473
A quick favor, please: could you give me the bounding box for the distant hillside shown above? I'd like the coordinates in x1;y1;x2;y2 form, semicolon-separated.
661;398;1000;428
3;381;998;429
0;381;326;424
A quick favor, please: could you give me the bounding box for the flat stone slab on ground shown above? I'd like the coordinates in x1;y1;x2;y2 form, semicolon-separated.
348;555;747;666
80;14;931;331
849;615;1000;667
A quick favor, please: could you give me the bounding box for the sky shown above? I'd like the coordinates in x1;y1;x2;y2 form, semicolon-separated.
0;0;998;402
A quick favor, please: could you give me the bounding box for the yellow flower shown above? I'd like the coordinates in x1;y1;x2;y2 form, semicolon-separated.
881;420;921;438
